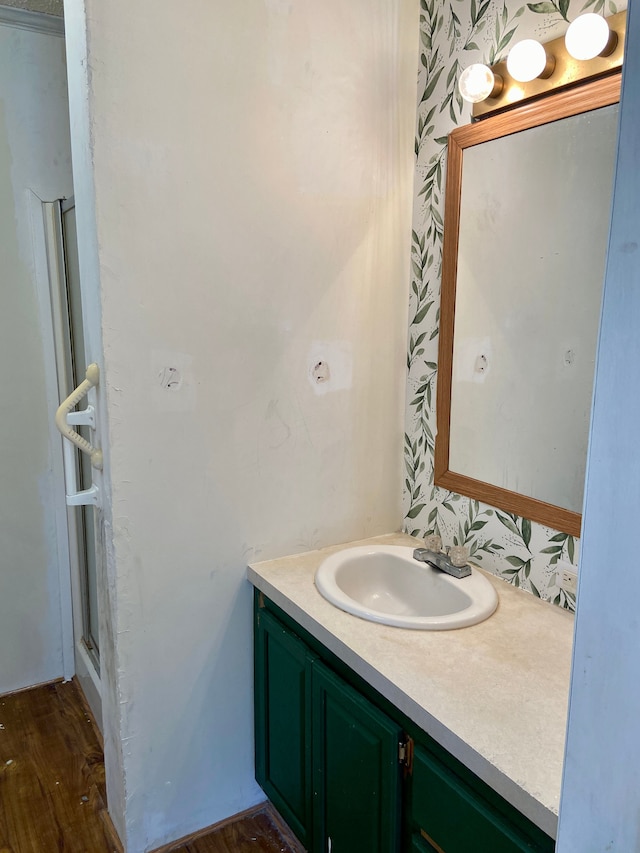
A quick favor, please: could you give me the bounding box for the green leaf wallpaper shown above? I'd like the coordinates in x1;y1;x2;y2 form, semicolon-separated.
404;0;625;611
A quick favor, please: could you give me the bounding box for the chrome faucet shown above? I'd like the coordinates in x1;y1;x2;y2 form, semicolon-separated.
413;546;472;579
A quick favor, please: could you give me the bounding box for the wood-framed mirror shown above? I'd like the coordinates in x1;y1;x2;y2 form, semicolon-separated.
435;74;621;538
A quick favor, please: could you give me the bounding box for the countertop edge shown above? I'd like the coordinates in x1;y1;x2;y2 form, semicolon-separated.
247;564;560;839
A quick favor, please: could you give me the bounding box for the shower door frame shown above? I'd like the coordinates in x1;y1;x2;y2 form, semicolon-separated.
43;196;103;728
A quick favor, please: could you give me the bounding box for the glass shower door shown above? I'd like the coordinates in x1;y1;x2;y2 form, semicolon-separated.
55;198;100;669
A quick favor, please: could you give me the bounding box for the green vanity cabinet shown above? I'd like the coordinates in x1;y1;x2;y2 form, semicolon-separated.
255;598;402;853
409;744;553;853
254;606;315;849
254;592;554;853
311;660;402;853
409;834;439;853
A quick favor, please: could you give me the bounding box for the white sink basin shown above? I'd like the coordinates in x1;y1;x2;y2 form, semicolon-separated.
315;545;498;630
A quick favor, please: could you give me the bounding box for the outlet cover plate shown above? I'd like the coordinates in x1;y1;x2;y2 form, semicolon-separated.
558;560;578;596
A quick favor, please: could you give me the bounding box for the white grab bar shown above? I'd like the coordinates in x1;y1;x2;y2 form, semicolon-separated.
55;363;102;508
55;363;103;470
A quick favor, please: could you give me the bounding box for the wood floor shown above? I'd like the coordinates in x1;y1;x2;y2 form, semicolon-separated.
0;679;120;852
0;679;300;853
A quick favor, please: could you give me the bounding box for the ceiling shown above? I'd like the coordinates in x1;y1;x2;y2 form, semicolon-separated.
0;0;62;16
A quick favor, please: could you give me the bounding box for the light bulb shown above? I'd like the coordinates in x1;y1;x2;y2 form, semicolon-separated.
565;13;617;60
507;39;555;82
458;64;502;103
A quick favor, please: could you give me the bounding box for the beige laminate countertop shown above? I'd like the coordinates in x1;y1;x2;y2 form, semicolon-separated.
248;532;575;839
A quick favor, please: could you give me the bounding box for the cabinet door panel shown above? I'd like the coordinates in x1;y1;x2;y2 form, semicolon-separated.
255;607;314;848
411;745;548;853
312;660;402;853
410;834;440;853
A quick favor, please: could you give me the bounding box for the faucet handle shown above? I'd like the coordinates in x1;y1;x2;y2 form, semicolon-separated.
449;545;469;567
424;534;442;553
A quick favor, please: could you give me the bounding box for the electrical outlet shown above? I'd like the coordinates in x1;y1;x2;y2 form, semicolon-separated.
557;560;578;596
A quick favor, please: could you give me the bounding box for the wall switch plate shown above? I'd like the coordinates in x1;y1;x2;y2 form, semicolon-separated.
557;560;578;596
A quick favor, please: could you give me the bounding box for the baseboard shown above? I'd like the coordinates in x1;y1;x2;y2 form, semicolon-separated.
0;676;63;699
72;675;104;750
267;803;308;852
70;677;123;852
74;640;102;733
150;801;306;853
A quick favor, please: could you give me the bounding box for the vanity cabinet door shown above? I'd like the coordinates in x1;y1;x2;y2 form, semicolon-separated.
311;660;403;853
255;607;315;850
410;834;440;853
410;745;554;853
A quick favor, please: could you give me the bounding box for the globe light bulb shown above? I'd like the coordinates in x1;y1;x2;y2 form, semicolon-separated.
565;13;616;60
507;39;554;83
458;64;501;104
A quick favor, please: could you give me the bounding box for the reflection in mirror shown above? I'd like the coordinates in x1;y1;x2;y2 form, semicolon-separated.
435;76;620;537
452;104;618;511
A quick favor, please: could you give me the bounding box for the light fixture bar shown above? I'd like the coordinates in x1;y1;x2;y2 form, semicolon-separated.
471;9;625;119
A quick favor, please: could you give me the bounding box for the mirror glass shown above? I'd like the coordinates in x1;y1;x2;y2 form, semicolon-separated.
436;78;620;536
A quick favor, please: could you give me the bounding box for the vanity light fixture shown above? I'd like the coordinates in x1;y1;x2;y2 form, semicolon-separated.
506;39;555;83
565;13;618;61
458;64;503;104
457;9;625;119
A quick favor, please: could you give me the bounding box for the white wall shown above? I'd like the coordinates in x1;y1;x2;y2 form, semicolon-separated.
0;20;73;693
557;4;640;849
66;1;419;848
